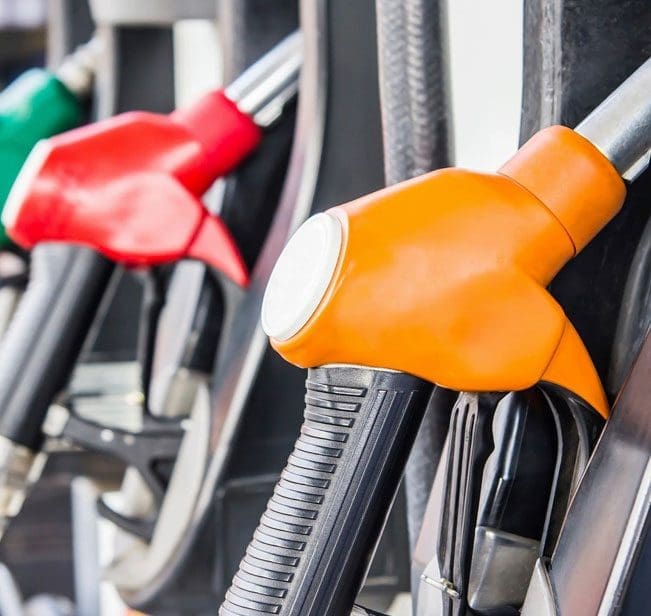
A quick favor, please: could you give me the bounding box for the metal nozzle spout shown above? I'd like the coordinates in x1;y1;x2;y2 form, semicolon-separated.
575;57;651;181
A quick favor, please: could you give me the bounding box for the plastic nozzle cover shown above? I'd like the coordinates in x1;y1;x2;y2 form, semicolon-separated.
0;69;84;246
262;213;342;341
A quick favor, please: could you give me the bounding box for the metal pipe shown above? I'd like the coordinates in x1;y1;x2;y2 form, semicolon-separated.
55;36;102;98
225;31;302;127
575;57;651;181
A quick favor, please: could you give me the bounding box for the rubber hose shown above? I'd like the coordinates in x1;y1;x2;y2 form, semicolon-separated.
375;0;412;185
404;0;452;175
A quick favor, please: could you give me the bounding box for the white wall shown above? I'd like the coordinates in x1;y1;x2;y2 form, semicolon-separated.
447;0;523;170
173;19;222;107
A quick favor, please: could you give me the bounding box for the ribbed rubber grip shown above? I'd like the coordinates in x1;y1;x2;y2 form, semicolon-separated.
0;244;113;449
220;366;432;616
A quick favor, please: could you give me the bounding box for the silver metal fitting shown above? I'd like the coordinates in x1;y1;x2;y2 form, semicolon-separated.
225;31;302;128
0;436;46;538
576;57;651;181
55;36;103;99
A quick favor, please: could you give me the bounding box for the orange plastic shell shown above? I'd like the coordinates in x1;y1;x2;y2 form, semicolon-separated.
500;126;626;252
271;127;626;417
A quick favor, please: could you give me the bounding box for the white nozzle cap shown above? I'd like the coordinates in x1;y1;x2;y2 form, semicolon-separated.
261;212;342;341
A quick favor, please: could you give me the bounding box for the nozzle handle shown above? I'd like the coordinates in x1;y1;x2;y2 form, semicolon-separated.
219;366;432;616
0;245;113;450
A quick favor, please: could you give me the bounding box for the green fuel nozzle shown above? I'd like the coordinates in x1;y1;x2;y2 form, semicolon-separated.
0;38;99;246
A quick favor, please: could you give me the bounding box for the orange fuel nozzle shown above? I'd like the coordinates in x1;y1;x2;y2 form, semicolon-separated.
262;58;651;419
221;62;649;616
262;126;627;418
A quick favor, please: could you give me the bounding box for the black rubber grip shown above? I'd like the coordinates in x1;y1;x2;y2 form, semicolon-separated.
0;244;114;449
220;366;433;616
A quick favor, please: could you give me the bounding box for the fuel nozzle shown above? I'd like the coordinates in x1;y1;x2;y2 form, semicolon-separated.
0;37;101;247
219;58;649;616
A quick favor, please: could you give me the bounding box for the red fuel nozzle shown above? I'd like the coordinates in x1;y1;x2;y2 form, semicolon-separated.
2;89;261;286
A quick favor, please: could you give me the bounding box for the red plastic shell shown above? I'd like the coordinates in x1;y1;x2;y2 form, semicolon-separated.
6;90;261;286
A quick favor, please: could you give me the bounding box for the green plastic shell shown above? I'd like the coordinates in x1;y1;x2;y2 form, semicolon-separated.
0;68;84;246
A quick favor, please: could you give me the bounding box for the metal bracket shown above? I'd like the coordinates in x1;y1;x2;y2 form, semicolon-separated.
59;412;183;502
56;410;184;540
